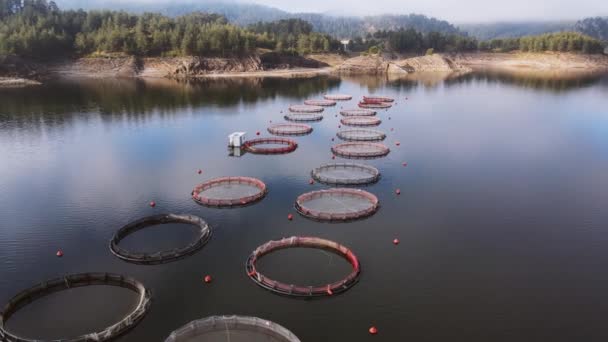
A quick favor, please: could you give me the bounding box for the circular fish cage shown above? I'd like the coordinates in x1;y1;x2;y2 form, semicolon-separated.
192;177;267;208
165;315;301;342
358;102;392;109
332;142;390;159
288;104;324;113
311;163;380;185
337;129;386;142
295;188;379;221
246;236;361;297
363;95;394;103
284;112;323;122
340;116;382;127
340;108;376;116
0;273;151;342
243;138;298;154
268;123;313;136
109;214;212;265
324;94;352;101
304;99;336;107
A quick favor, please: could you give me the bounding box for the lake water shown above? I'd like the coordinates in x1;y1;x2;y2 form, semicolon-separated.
1;71;608;341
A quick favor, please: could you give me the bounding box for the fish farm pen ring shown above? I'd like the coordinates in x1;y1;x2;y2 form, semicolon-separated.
363;96;394;103
332;142;390;159
337;129;386;142
358;102;392;109
0;272;151;342
192;176;267;207
109;214;211;265
165;315;301;342
311;163;380;185
288;104;324;113
324;94;353;101
243;138;298;154
268;123;313;136
340;109;376;116
284;113;323;122
245;236;361;297
295;188;379;221
340;116;382;127
304;99;337;107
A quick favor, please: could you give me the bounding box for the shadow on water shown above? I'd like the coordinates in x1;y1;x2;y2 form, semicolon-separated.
0;76;342;119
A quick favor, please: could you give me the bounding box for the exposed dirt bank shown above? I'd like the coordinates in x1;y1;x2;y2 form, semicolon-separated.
452;52;608;72
335;54;471;75
0;77;41;87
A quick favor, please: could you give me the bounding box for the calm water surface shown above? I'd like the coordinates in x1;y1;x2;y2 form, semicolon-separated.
1;72;608;341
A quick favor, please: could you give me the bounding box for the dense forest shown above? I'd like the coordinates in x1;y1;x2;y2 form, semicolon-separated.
54;0;463;38
478;32;605;53
0;0;340;57
347;29;478;53
459;21;574;41
248;19;342;54
575;17;608;42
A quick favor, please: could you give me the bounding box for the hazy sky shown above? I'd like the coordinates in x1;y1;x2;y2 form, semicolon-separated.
248;0;608;22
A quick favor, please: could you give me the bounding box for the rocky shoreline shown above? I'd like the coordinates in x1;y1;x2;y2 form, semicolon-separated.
1;52;607;85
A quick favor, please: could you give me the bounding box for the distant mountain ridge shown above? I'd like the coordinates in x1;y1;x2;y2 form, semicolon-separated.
459;21;576;40
54;0;462;38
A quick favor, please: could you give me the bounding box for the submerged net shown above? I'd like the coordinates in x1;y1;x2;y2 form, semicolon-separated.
192;177;267;207
358;102;392;109
288;104;324;113
332;142;390;159
244;138;298;154
337;129;386;142
0;273;151;342
363;95;394;103
268;123;313;136
340;109;376;116
324;94;352;101
304;99;337;107
284;112;323;122
312;163;380;185
110;214;212;265
340;116;382;127
295;188;379;221
246;236;361;297
165;316;301;342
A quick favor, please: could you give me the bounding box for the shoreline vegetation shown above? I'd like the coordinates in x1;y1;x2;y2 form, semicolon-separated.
1;0;607;85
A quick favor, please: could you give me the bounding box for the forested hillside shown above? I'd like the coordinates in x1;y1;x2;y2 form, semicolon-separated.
0;0;340;57
460;21;574;40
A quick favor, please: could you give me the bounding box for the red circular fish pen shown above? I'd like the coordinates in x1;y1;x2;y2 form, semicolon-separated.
243;138;298;154
358;102;392;109
246;236;361;297
363;95;394;103
295;188;380;221
267;123;313;136
324;94;353;101
332;142;390;159
288;104;324;113
192;176;267;208
340;109;376;116
340;116;382;127
304;99;337;107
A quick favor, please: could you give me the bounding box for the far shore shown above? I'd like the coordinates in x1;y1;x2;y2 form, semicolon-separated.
1;52;607;85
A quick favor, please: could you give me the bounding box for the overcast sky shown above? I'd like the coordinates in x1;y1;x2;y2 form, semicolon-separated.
247;0;608;22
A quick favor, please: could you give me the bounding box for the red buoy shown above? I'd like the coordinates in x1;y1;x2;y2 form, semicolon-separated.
393;238;400;245
288;214;294;221
204;275;212;284
395;189;401;195
197;169;202;174
402;162;407;167
332;155;336;160
369;326;378;335
256;131;261;136
395;141;401;146
56;250;64;257
309;179;314;185
149;201;156;207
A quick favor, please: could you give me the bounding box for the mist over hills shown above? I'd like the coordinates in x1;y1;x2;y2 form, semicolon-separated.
54;0;608;42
